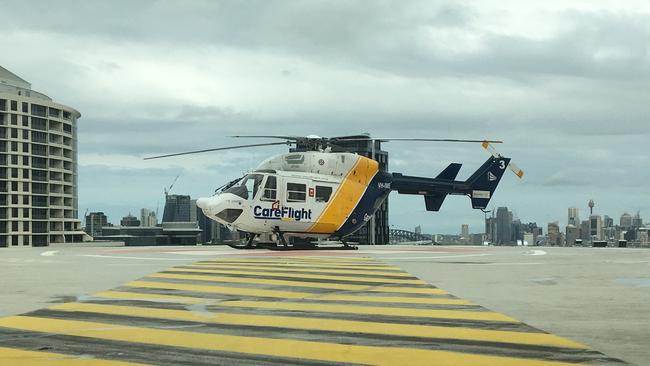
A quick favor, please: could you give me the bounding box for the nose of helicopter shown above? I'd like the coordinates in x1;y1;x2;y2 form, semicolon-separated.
196;196;223;215
196;194;244;224
196;197;210;210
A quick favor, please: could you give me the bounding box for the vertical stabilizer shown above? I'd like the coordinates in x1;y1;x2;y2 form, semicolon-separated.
465;157;510;209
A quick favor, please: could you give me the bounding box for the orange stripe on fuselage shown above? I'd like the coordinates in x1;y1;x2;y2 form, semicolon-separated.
309;156;379;234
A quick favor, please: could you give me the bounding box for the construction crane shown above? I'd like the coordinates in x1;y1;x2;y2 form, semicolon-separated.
164;174;180;198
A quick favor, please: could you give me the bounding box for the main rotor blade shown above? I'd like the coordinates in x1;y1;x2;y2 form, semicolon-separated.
143;141;289;160
230;135;503;144
333;137;504;144
230;135;304;140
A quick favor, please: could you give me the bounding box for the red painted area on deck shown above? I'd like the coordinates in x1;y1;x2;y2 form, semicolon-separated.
100;245;489;257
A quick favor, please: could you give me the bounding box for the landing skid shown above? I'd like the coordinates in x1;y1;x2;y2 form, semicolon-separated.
261;243;358;251
225;241;358;251
226;242;266;250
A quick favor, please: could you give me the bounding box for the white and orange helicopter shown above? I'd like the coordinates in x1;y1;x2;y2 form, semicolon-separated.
145;135;523;249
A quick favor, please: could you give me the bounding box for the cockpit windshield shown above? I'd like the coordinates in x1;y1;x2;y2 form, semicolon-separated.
222;174;264;200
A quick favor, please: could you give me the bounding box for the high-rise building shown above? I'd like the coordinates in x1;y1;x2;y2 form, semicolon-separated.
84;211;108;238
632;212;643;228
589;215;603;240
603;215;614;228
620;213;633;229
190;199;198;223
140;208;157;227
162;194;192;222
496;207;512;245
604;224;617;241
0;65;84;247
120;213;140;227
639;229;649;247
293;135;389;244
580;220;590;241
511;219;524;243
568;207;580;226
470;233;485;245
485;214;497;244
461;224;469;238
547;222;561;246
523;232;535;246
565;225;580;246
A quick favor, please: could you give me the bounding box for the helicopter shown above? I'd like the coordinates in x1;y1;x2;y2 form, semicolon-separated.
145;135;523;250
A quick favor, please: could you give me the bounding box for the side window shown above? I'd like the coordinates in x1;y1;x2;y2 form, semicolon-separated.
315;186;332;203
287;182;306;202
261;176;277;201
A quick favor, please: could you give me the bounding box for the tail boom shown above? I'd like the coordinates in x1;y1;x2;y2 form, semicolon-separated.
390;156;511;211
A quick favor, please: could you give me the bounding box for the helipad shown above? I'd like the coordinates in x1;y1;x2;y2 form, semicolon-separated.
1;245;648;365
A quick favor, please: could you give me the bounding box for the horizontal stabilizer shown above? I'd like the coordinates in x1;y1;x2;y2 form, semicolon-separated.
424;194;447;211
435;163;462;180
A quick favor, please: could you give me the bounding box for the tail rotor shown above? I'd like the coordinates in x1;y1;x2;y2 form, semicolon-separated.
481;141;524;179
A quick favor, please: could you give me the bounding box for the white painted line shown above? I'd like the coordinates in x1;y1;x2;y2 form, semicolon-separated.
374;253;492;260
484;262;543;266
607;260;650;264
524;250;547;256
81;254;196;261
41;250;59;257
359;250;461;254
164;250;240;256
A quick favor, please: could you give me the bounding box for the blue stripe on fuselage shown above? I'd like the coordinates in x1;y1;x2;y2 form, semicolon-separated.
333;171;392;238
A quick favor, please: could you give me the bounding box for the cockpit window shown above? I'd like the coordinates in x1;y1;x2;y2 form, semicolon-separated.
261;175;277;201
223;174;263;200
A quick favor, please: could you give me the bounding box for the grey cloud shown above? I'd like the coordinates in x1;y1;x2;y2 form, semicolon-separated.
78;108;303;155
542;170;592;187
2;1;650;233
3;1;649;83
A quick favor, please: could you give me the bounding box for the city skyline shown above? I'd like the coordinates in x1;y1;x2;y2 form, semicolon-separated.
2;1;649;233
95;198;646;241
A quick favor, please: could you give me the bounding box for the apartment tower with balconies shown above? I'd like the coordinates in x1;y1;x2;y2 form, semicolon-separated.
0;65;85;247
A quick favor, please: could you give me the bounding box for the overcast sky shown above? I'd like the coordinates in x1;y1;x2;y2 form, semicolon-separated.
2;0;649;234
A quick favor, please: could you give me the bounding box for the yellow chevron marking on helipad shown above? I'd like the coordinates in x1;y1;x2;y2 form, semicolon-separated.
50;302;586;349
0;316;583;366
165;267;427;285
100;288;463;306
197;260;402;270
182;263;414;277
219;300;518;322
0;346;149;366
287;256;377;260
248;256;378;263
0;256;616;366
94;290;209;304
125;280;313;299
307;293;467;305
146;272;445;294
